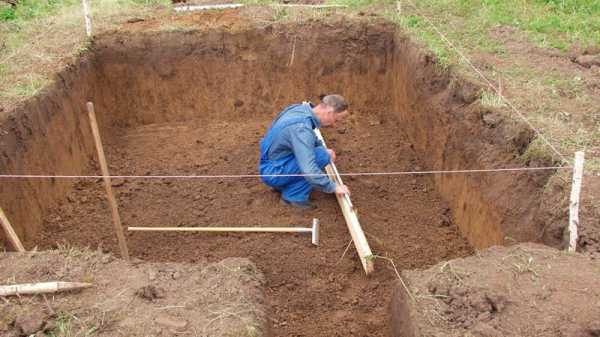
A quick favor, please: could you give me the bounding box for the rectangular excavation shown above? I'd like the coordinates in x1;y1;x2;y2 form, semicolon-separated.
0;14;556;336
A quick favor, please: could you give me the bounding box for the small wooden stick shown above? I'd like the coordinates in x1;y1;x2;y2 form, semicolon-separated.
289;35;297;67
86;102;130;261
0;207;25;252
567;151;585;252
81;0;92;37
0;281;92;297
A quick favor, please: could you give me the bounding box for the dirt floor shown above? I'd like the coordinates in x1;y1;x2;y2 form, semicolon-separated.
393;243;600;337
36;111;473;336
0;250;268;337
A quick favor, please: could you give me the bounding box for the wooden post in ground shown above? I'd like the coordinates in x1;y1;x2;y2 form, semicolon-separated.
81;0;92;37
0;207;25;252
314;128;374;275
86;102;129;261
567;151;585;252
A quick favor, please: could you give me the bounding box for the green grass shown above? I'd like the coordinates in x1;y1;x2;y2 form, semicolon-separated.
378;0;600;170
0;0;171;111
403;0;599;50
1;0;78;22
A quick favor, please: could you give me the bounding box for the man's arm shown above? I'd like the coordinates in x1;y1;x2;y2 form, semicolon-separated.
288;126;337;193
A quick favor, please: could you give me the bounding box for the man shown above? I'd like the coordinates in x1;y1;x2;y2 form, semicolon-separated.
259;94;351;209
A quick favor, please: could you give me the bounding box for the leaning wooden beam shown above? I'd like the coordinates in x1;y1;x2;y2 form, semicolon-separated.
86;102;130;261
0;207;25;252
567;151;585;252
314;128;374;274
0;281;93;297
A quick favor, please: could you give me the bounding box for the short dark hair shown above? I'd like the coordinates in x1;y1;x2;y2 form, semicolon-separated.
320;94;348;113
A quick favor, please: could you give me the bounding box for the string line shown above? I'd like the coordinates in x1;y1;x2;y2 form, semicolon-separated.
0;165;570;179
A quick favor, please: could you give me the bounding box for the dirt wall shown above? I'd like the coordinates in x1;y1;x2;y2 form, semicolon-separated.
90;21;394;129
0;55;99;245
389;33;553;248
0;15;554;250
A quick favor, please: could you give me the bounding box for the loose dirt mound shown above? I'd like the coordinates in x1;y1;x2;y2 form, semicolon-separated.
0;250;268;337
392;243;600;337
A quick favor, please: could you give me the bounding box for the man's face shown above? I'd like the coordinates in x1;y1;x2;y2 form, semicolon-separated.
322;107;349;127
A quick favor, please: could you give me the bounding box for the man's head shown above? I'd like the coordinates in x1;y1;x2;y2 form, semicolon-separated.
313;94;349;127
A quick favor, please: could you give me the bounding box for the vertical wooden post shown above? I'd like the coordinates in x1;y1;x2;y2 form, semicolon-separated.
86;102;130;261
81;0;92;37
0;207;25;252
567;151;584;253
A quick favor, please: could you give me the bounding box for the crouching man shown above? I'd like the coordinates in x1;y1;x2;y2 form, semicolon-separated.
259;95;351;210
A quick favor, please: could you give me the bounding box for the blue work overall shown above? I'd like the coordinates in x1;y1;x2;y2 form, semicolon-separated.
259;107;332;203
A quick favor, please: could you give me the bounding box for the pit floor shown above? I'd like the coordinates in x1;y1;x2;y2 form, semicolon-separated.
38;110;473;336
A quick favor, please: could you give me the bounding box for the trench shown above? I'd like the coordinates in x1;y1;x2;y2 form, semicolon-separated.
0;15;554;336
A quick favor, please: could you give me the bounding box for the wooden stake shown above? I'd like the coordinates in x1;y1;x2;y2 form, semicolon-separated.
0;281;92;297
81;0;92;37
567;151;585;252
86;102;130;261
314;128;374;274
0;207;25;252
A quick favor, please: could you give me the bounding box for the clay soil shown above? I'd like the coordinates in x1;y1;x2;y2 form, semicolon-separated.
37;111;473;336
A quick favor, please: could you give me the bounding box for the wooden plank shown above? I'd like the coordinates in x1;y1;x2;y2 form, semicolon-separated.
567;151;585;252
0;207;25;252
0;281;92;296
314;128;374;274
86;102;130;261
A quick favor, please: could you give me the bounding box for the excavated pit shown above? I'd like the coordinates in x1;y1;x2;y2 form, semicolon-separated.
0;14;555;336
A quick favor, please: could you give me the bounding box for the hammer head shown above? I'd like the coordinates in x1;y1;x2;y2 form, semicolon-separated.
311;218;320;246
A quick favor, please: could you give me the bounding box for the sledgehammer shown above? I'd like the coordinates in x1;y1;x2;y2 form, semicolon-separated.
128;218;320;246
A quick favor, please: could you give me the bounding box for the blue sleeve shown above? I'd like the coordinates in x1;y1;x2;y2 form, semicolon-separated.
288;125;337;193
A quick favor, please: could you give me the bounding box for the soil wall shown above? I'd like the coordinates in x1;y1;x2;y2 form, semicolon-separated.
389;34;553;248
0;17;553;250
0;56;99;244
90;22;394;129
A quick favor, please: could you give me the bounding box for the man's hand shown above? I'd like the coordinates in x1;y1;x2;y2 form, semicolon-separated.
327;149;337;162
335;184;350;196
